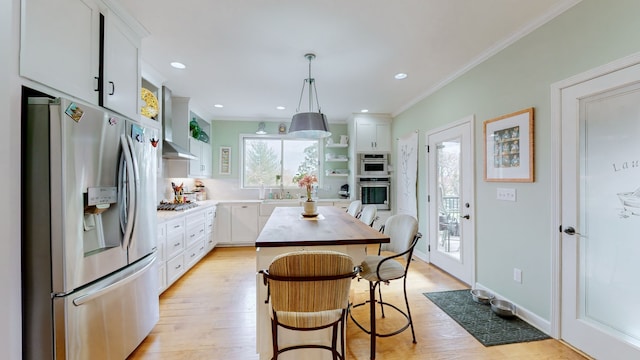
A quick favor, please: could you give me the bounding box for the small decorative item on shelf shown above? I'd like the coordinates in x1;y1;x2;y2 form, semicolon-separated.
294;173;318;216
190;118;201;138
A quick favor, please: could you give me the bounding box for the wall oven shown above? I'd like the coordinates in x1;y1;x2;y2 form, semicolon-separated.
358;177;390;210
360;154;388;175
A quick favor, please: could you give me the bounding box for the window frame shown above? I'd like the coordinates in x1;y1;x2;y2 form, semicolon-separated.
239;134;324;189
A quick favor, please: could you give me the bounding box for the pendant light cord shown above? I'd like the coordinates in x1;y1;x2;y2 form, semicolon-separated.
295;53;322;113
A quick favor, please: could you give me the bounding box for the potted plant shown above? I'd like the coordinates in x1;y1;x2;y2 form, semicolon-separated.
295;174;318;216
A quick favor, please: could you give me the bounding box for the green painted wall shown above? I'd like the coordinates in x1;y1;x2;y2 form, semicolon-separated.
392;0;640;319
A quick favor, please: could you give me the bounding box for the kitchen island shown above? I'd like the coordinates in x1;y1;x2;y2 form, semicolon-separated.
255;206;389;360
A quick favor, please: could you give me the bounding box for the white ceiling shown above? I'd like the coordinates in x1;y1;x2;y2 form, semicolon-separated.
121;0;580;123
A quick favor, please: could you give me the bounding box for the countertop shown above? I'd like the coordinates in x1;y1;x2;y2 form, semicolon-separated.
156;198;354;221
156;200;219;221
255;206;389;247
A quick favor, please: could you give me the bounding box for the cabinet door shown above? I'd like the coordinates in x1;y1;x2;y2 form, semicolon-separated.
20;0;100;103
189;137;203;176
200;142;212;177
214;205;231;244
231;205;258;243
356;122;377;152
102;10;140;119
374;123;391;152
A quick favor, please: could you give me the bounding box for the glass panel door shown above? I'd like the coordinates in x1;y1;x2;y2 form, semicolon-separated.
560;63;640;359
436;140;461;258
427;118;474;285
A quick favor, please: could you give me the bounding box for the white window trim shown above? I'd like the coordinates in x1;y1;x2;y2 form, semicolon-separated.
239;134;324;189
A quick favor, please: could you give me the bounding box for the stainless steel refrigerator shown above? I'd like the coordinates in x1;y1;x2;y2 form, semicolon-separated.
22;93;160;359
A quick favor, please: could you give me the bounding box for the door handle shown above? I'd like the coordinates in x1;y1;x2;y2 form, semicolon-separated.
563;226;582;236
109;81;115;95
462;214;470;219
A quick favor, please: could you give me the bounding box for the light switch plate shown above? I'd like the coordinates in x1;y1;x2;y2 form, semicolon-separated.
497;188;516;201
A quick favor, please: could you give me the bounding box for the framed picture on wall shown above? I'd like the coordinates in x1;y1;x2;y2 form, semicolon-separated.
483;107;534;182
219;146;231;175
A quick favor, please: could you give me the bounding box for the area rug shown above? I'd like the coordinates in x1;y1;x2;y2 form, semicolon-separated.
423;289;550;346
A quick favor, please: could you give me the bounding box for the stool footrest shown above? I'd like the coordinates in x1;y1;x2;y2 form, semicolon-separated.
349;300;412;338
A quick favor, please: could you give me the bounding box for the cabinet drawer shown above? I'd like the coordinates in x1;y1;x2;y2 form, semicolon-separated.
186;210;206;227
166;231;185;259
166;217;185;235
166;254;185;285
186;221;206;247
205;207;216;234
185;239;206;268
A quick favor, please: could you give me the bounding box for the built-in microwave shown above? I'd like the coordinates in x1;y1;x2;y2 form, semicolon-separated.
360;154;388;175
358;177;390;210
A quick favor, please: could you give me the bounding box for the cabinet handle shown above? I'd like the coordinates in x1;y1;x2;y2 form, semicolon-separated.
173;225;180;229
94;76;100;92
190;234;195;238
108;81;115;95
175;264;181;270
174;242;181;247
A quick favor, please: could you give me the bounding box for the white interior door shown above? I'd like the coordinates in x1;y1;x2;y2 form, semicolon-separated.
560;62;640;359
426;116;474;285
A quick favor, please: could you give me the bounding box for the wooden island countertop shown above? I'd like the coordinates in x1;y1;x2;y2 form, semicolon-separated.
255;206;390;247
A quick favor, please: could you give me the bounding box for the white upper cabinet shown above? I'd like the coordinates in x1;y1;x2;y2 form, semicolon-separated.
353;114;392;153
20;0;101;103
20;0;146;119
100;9;142;119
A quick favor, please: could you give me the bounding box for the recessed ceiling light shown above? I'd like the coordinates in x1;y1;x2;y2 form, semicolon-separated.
360;109;369;113
276;106;286;110
170;62;186;69
394;72;408;80
214;104;224;108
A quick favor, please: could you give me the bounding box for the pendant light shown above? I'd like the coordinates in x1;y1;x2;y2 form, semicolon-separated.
256;122;267;135
289;53;331;138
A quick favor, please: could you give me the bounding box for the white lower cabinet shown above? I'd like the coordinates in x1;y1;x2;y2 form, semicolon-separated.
205;206;217;251
157;222;167;293
186;239;206;268
158;204;217;294
216;203;259;245
166;253;185;285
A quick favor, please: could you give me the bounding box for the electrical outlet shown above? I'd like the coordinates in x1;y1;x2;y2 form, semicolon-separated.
514;268;522;283
497;188;516;201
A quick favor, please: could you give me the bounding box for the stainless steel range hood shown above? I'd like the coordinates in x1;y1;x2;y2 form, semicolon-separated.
162;140;197;160
161;86;198;160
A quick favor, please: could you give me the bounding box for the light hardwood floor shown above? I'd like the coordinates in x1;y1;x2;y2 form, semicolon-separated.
128;246;588;360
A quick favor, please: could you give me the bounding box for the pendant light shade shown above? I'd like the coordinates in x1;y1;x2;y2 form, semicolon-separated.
289;112;330;138
289;53;331;138
256;121;267;135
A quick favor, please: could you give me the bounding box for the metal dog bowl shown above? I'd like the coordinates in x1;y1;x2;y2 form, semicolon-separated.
490;299;516;317
470;289;495;304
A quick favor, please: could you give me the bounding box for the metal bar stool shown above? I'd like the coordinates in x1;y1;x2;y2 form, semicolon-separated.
349;214;422;360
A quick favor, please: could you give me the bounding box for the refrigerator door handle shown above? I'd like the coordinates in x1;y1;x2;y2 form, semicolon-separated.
125;134;141;251
72;254;156;306
120;134;136;245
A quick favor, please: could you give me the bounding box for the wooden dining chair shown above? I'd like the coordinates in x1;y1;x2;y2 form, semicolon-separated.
349;214;422;360
259;250;358;360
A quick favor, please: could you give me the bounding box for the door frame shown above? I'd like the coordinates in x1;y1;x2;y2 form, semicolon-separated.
425;115;476;286
550;51;640;339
